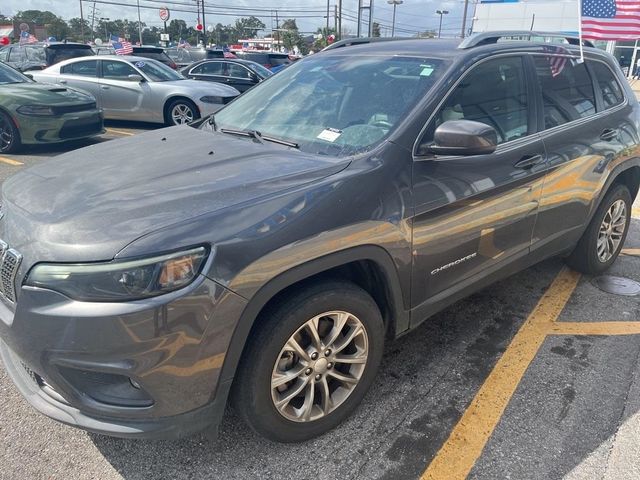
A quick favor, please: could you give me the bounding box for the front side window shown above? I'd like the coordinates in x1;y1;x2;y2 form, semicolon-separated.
226;63;251;79
102;60;138;80
589;61;624;109
421;56;529;149
213;54;448;157
534;56;596;128
8;47;26;62
130;59;182;82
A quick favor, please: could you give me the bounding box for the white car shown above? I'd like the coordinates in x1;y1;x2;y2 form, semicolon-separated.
29;55;240;126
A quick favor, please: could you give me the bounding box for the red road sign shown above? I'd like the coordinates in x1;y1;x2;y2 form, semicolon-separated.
159;7;170;22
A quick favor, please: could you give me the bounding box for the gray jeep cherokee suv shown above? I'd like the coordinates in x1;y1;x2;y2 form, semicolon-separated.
1;32;639;443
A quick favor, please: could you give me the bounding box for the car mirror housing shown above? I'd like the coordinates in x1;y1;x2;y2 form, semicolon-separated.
128;74;144;82
427;120;498;157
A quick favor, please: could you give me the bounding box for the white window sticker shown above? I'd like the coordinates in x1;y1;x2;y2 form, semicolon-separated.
317;128;342;142
420;65;434;76
135;61;145;68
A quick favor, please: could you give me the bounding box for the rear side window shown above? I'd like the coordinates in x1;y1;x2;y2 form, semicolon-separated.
46;47;93;65
192;61;223;75
8;47;26;62
0;48;8;62
589;61;624;109
62;60;98;77
533;56;596;129
269;55;290;66
423;56;530;147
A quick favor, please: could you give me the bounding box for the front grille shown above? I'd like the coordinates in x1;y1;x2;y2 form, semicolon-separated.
52;102;97;115
59;117;103;140
0;240;22;303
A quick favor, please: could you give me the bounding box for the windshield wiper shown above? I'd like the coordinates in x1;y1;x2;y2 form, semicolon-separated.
219;128;299;149
220;128;264;144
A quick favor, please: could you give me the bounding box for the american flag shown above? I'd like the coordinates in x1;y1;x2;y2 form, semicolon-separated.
582;0;640;39
542;45;568;77
19;31;37;45
178;38;190;48
110;34;133;55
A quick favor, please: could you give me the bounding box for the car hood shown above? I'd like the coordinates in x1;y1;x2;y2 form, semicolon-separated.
160;78;239;96
0;82;93;105
1;126;349;264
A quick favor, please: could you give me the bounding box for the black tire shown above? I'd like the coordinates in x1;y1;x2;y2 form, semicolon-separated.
0;110;21;154
232;281;385;443
565;183;632;274
164;98;200;126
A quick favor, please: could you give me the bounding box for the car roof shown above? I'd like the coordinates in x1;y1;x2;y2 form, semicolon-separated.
55;54;159;66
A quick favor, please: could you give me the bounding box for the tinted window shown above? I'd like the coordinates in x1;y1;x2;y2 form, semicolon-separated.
269;55;291;66
226;63;251;79
46;47;94;65
424;56;529;146
8;47;26;62
534;56;596;129
131;59;182;81
192;61;223;75
62;60;98;77
102;60;138;80
590;61;624;109
26;47;45;62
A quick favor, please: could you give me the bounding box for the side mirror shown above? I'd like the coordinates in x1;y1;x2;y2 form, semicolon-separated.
127;74;144;82
23;73;34;80
428;120;498;156
250;73;259;83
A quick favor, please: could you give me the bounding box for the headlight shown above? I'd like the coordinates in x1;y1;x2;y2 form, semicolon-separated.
200;95;224;104
26;247;208;302
16;105;56;116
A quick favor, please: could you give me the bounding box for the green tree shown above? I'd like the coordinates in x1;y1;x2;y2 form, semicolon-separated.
233;16;265;39
280;19;306;54
68;17;93;42
313;27;337;51
167;19;187;42
14;10;69;40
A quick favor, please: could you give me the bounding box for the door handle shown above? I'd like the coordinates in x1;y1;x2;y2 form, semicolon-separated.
58;79;67;84
100;85;110;90
514;154;544;169
600;128;618;141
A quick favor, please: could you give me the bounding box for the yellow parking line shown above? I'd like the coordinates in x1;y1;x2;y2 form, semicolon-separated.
550;322;640;336
632;206;640;218
422;268;581;480
621;248;640;256
105;128;135;137
0;156;23;166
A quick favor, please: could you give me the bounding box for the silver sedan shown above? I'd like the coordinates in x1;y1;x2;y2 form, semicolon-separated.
29;55;240;126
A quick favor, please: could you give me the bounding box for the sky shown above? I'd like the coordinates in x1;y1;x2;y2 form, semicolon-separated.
0;0;464;38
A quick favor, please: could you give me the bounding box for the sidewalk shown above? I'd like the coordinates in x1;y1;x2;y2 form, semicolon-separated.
629;78;640;98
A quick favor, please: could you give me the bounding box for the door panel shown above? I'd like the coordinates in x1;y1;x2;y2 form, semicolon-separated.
99;60;145;120
58;60;102;103
531;56;635;255
411;55;544;322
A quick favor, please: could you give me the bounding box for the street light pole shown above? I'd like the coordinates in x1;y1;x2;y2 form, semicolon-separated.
100;17;110;41
136;0;143;45
436;9;449;38
79;0;85;43
387;0;403;37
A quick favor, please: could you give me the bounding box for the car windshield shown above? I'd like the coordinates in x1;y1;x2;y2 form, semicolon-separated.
247;62;273;78
0;62;28;84
131;59;182;81
212;54;447;157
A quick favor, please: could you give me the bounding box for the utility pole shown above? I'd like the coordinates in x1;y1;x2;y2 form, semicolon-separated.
461;0;469;38
79;0;85;43
334;5;338;34
368;0;375;37
201;0;207;46
136;0;143;45
338;0;342;39
326;0;330;31
90;1;97;37
275;10;279;51
357;0;362;37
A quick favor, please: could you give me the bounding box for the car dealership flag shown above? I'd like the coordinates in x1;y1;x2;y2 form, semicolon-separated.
110;34;133;55
581;0;640;40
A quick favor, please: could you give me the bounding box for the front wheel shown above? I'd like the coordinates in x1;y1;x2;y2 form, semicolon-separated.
165;99;199;126
0;111;21;154
233;281;385;443
566;183;632;274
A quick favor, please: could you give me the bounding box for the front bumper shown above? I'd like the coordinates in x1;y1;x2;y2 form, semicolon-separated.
0;275;247;439
16;109;104;145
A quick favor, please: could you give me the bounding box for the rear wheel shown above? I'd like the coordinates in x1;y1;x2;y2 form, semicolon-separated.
165;99;199;126
566;184;632;274
233;281;385;442
0;111;20;154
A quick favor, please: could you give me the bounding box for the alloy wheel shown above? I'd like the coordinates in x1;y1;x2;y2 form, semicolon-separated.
597;199;627;263
171;104;194;125
270;311;369;423
0;115;14;152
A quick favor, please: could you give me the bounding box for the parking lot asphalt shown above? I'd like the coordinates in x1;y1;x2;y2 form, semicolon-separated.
0;123;639;480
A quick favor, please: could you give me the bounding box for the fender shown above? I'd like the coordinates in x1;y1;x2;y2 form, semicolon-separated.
215;245;409;390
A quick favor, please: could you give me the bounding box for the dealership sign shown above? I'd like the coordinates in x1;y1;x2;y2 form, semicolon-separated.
159;7;170;22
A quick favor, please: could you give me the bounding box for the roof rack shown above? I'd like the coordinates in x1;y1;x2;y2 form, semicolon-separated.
322;37;405;51
458;31;595;49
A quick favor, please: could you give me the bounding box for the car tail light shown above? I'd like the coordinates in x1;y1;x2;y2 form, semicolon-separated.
170;61;178;69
